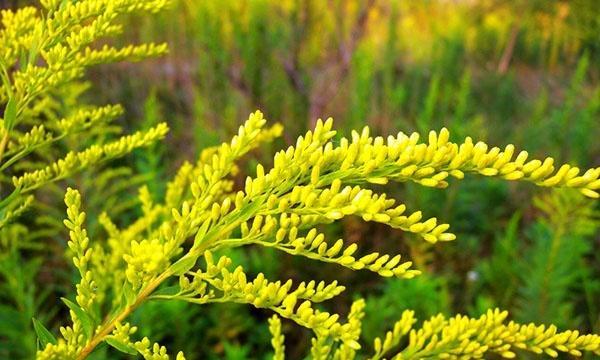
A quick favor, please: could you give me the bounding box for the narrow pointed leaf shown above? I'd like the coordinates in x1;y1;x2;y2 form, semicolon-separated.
32;317;57;349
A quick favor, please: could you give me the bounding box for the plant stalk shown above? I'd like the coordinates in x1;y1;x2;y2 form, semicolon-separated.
75;271;171;360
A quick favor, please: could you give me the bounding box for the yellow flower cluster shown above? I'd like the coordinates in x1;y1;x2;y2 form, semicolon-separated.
0;0;172;355
132;337;185;360
3;104;124;171
104;322;186;360
124;239;171;290
336;299;366;359
270;122;600;198
370;308;600;359
269;316;285;360
13;123;169;191
0;0;170;231
64;188;96;311
233;221;421;278
158;251;360;347
40;111;600;359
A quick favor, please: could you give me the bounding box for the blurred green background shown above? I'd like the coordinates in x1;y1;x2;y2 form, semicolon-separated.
1;0;600;359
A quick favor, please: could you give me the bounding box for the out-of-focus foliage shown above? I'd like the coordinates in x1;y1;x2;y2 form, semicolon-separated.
102;0;600;149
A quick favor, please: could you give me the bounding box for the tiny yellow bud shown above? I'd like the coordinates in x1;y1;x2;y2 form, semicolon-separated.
504;171;524;180
310;165;320;185
275;228;287;243
439;233;456;241
438;128;450;146
480;168;499;176
326;239;344;257
343;243;358;256
210;203;220;221
326;211;344;220
359;253;379;265
419;178;439;187
581;188;599;198
235;191;245;209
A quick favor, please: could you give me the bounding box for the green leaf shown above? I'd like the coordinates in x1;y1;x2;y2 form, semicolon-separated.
4;97;17;130
150;285;180;298
109;281;136;319
169;255;196;276
122;280;137;306
32;317;57;349
237;197;264;222
0;59;12;97
192;218;211;248
61;297;94;340
105;336;137;355
27;36;40;67
0;188;21;211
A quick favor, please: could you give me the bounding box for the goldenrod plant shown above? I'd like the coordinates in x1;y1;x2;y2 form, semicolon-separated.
0;0;170;357
2;0;600;359
0;0;169;229
31;110;599;359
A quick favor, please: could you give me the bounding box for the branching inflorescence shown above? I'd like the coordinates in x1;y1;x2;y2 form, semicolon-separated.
0;0;169;228
3;0;599;359
35;111;600;359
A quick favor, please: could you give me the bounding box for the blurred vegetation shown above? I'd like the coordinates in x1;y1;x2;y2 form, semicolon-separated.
1;0;599;358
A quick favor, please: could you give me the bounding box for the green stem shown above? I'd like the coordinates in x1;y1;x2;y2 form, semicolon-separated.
0;131;9;165
75;271;171;360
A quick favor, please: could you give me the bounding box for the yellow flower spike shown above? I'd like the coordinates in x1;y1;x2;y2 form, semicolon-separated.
41;105;600;359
